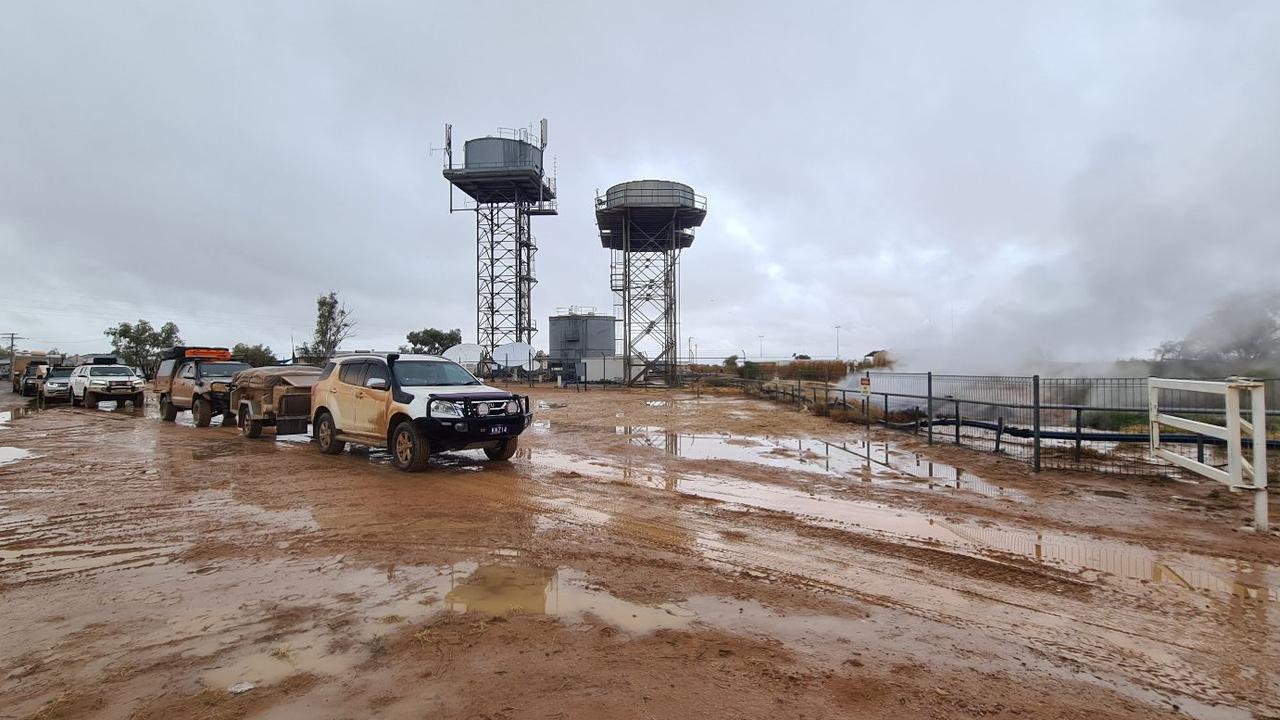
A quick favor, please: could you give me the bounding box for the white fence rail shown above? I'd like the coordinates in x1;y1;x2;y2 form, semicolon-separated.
1149;377;1269;529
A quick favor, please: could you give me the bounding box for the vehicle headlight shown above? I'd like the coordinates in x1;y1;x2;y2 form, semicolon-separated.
90;380;108;386
47;382;65;389
506;400;520;414
429;400;463;418
132;379;143;386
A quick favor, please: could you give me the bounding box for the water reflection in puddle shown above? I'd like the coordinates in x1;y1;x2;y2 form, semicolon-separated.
674;474;1278;601
618;427;1018;498
445;561;689;632
0;447;36;466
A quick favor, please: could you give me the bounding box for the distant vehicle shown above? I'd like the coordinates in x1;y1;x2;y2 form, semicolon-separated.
310;353;532;472
153;347;250;427
69;361;145;408
229;365;323;439
17;361;49;397
12;358;48;394
38;366;76;404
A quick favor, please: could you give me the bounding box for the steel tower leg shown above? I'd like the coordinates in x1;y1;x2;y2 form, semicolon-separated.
476;202;538;357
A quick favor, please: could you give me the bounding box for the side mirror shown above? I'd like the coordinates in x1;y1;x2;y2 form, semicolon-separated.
366;377;388;390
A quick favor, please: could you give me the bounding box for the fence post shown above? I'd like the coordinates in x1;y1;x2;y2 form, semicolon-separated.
1074;408;1082;461
883;392;889;426
954;399;961;445
995;416;1004;453
926;372;934;446
1033;375;1042;472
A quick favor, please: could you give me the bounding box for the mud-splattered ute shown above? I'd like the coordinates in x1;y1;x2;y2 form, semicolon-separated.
310;352;533;472
154;347;251;428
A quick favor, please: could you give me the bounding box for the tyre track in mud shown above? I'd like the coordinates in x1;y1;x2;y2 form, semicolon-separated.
514;450;1280;716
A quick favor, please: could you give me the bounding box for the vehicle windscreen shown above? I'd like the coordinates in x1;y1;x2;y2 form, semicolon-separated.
89;367;133;377
48;368;73;378
392;361;479;387
200;362;251;379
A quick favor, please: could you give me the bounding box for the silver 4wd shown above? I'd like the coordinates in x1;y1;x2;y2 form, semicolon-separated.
310;353;532;472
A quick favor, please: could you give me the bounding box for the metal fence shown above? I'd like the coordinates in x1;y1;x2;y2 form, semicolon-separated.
732;372;1279;478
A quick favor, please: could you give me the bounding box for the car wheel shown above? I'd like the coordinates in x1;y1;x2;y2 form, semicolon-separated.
391;420;430;472
192;397;212;427
239;409;263;439
159;395;177;422
315;412;345;454
85;391;98;409
71;388;82;407
132;392;145;408
484;436;519;461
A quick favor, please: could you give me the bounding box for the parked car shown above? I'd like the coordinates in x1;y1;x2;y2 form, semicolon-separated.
70;362;145;408
18;362;49;397
310;353;532;472
11;357;48;393
38;366;75;404
229;365;323;438
153;347;250;427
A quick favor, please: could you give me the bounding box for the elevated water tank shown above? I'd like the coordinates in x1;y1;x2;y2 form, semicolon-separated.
464;137;544;174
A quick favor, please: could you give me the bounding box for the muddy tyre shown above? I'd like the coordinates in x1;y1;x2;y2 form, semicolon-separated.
239;409;263;439
71;389;82;408
391;420;430;472
159;395;177;422
192;397;213;427
484;437;519;462
131;392;145;408
85;391;98;409
315;412;345;455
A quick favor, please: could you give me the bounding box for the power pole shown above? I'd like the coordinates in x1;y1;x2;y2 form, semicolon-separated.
835;325;841;359
1;333;24;381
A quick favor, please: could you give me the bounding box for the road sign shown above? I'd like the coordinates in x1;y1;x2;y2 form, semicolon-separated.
859;376;871;395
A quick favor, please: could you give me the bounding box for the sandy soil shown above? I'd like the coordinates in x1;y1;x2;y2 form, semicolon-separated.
1;386;1277;719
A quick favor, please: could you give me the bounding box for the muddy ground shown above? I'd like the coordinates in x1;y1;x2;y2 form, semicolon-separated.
0;387;1277;719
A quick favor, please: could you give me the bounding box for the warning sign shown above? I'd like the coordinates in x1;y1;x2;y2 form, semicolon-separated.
859;377;871;395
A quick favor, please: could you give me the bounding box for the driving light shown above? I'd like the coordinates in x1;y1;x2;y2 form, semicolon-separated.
506;400;519;414
476;403;489;417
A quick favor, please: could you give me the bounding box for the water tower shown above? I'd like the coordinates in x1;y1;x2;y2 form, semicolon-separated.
595;180;707;385
443;121;557;355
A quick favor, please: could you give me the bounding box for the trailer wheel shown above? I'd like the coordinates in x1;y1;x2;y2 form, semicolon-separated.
239;408;263;439
159;395;177;422
484;437;519;461
193;397;212;427
315;412;345;454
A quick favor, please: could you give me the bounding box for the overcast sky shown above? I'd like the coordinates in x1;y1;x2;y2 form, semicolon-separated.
2;1;1277;371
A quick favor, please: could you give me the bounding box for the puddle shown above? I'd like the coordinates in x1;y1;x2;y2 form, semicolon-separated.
673;473;1278;601
202;627;365;689
0;447;36;466
445;559;690;632
0;542;182;583
619;427;1018;498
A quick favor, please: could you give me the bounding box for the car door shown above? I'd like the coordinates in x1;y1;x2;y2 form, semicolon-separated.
331;360;367;434
69;368;84;399
353;360;391;436
171;362;197;408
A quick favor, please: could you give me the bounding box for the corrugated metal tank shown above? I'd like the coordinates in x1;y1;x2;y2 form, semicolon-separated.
464;137;543;173
548;314;616;367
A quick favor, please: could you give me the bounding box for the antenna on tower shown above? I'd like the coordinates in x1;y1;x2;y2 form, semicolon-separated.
539;118;548;150
444;124;453;167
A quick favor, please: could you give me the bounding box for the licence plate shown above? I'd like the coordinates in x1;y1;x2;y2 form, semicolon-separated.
486;425;507;435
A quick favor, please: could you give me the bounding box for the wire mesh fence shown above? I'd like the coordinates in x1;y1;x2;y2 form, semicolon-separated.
726;372;1279;478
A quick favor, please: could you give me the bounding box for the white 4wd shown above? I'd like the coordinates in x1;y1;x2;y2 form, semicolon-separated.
310;353;532;472
70;364;145;408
